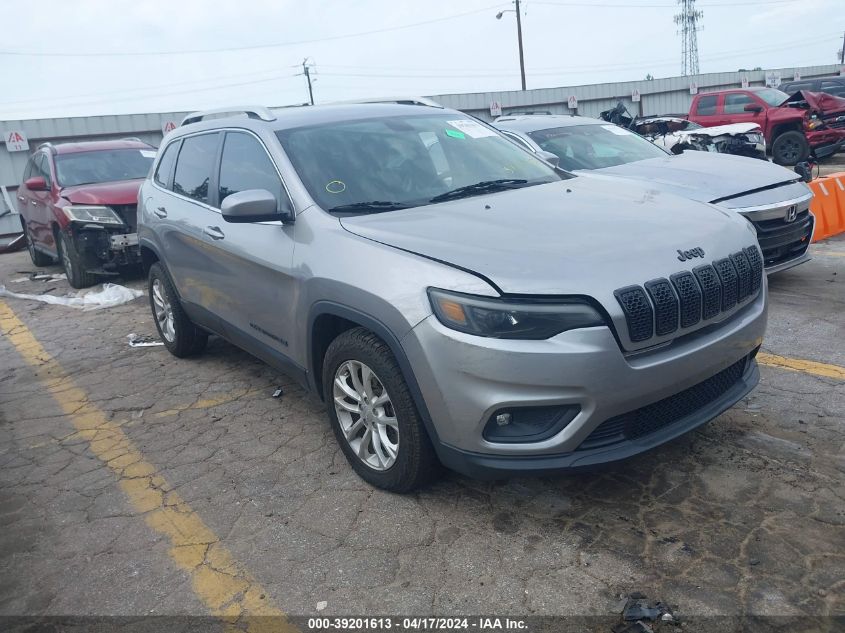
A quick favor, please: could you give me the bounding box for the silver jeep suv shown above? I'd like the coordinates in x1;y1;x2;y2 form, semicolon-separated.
138;103;767;491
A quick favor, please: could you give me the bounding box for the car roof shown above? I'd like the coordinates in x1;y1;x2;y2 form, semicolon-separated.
494;114;604;133
48;139;154;155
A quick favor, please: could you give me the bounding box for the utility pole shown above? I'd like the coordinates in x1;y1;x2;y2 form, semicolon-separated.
302;58;315;105
496;0;526;90
515;0;526;91
840;30;844;65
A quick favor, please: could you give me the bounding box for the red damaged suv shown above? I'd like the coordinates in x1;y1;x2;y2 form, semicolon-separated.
17;139;155;288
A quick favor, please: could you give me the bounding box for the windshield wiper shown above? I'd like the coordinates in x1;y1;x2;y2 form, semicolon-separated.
429;179;529;203
328;201;410;214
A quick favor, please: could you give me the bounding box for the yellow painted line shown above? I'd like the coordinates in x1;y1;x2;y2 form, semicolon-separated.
154;387;264;418
757;352;845;381
0;301;296;632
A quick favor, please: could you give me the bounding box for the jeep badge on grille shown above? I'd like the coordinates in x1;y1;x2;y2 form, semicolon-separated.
677;247;705;262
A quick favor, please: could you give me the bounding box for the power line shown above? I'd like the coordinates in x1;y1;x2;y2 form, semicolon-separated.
0;4;506;58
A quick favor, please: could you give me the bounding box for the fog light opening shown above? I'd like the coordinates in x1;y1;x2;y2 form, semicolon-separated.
483;405;580;444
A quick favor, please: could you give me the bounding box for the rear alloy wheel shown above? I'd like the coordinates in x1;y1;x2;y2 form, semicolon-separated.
57;232;97;288
21;219;53;267
771;131;810;166
323;327;441;492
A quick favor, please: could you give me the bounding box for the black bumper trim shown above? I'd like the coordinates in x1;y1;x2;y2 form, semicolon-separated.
436;359;759;479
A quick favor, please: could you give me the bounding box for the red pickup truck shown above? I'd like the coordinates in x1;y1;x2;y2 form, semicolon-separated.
688;86;845;165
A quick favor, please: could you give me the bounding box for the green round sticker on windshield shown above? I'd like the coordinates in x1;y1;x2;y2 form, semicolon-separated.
326;180;346;194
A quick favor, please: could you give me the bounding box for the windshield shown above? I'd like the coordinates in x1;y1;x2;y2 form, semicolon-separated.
526;124;668;171
275;113;562;212
55;148;155;187
756;88;789;105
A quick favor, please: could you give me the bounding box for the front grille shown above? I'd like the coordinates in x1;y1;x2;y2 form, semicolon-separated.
731;251;753;302
644;279;679;336
109;204;138;233
614;248;762;345
750;209;813;268
578;356;749;450
693;264;723;320
614;286;654;342
714;258;739;311
670;272;702;328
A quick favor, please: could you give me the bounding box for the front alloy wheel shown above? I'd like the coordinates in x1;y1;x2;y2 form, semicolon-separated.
333;360;399;470
151;278;175;343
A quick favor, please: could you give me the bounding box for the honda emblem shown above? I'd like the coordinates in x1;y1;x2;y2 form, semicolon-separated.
785;205;797;222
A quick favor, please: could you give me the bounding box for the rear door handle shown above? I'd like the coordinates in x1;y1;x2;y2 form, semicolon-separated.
17;196;25;202
30;199;38;205
153;206;167;218
203;226;225;240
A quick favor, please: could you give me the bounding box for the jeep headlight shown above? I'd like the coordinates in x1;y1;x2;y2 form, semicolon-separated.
428;288;606;339
62;205;124;225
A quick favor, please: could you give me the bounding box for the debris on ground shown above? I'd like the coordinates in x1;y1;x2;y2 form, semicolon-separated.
0;283;143;310
613;622;653;633
9;277;29;283
127;333;165;348
30;272;67;282
272;387;284;398
615;592;676;632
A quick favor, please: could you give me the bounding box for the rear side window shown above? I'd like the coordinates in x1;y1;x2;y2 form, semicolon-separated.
173;133;219;204
821;81;845;96
218;132;284;206
36;154;52;187
695;95;717;116
154;141;179;188
724;93;755;114
22;157;34;181
784;82;813;92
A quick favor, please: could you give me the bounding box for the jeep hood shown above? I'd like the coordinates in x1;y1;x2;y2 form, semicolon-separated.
587;151;800;204
60;179;143;205
339;177;755;299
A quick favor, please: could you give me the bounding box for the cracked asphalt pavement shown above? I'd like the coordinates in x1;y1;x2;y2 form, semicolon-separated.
0;237;843;629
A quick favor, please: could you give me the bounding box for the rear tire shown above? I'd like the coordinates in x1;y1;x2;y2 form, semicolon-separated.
21;219;53;267
323;327;441;492
57;232;97;288
771;131;809;166
148;262;208;357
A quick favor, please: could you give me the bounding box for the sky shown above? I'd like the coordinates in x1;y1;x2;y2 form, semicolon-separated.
0;0;842;120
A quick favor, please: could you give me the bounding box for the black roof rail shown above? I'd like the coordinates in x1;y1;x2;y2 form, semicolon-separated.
181;106;276;126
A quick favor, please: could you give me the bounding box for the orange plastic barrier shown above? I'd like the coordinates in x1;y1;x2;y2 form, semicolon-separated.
809;172;845;242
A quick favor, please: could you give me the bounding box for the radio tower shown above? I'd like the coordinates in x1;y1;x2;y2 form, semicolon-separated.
674;0;702;76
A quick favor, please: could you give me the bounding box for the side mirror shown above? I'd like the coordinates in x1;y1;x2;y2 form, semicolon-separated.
24;176;48;191
794;161;814;183
221;189;293;224
743;104;763;113
536;150;560;168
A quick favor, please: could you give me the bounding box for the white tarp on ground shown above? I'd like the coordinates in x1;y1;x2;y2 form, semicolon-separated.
0;282;143;310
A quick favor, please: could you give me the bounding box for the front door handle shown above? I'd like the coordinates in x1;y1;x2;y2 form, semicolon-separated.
153;206;167;218
203;226;225;240
30;199;38;205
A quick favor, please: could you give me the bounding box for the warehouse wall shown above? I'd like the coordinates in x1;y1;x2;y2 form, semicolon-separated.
0;111;187;195
1;63;843;200
432;64;843;121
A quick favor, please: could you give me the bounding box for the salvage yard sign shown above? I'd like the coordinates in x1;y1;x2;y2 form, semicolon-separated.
567;95;578;110
489;101;502;117
631;89;641;102
4;130;29;152
162;121;177;135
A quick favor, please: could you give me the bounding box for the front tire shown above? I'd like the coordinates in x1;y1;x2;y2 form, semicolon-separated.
148;262;207;357
323;327;440;492
771;131;809;166
57;232;97;288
